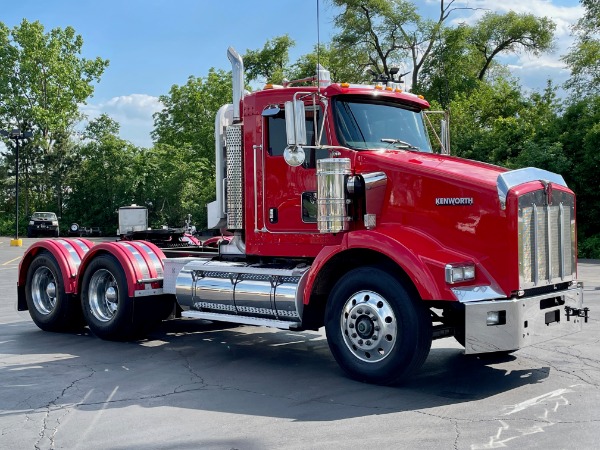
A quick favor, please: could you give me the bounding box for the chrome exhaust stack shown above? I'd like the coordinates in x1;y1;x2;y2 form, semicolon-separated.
227;47;244;122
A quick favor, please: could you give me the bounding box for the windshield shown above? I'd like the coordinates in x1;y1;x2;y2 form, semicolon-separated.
333;96;432;152
32;212;57;220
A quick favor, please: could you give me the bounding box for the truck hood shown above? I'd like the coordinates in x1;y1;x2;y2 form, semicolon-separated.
354;149;507;190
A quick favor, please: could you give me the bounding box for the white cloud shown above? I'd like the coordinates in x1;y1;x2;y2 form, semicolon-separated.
80;94;163;148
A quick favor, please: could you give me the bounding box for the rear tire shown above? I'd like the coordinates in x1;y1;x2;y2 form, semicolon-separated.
325;266;432;385
25;252;83;332
81;255;144;340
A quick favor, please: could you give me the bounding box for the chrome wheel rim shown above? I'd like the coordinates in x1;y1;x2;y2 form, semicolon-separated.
31;266;57;315
340;290;397;363
88;269;119;322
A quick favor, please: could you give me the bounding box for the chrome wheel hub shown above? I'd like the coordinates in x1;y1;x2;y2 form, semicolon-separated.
340;290;397;363
88;269;119;322
31;267;57;315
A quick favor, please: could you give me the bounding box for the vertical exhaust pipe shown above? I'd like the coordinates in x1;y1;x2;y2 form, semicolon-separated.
227;47;244;122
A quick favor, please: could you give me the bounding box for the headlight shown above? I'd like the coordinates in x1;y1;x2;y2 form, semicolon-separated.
52;221;58;226
29;220;34;225
445;263;476;284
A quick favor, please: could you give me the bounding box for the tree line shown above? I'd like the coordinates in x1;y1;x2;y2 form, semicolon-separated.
1;0;599;256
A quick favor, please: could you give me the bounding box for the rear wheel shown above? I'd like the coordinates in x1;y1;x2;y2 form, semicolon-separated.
25;252;83;331
81;255;143;340
81;255;166;340
325;266;432;385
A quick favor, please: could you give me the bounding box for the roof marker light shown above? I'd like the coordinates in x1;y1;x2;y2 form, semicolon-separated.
341;82;350;88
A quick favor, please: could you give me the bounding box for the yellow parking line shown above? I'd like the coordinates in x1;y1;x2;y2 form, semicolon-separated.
2;256;22;266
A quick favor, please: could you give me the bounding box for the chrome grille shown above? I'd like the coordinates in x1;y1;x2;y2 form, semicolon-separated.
226;125;243;229
519;190;576;288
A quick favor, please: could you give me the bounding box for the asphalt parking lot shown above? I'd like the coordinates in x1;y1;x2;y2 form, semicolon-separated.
1;237;599;449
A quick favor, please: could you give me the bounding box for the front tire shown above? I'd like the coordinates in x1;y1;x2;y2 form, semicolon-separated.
325;266;432;385
25;252;83;331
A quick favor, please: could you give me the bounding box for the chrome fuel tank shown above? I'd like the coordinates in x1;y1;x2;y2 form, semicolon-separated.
169;259;310;324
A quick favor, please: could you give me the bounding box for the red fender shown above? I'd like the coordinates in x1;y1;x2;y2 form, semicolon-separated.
18;238;95;294
17;238;95;311
77;241;166;298
303;227;494;304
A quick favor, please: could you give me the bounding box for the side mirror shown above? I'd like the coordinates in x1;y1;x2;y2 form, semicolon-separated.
285;100;307;146
284;100;306;167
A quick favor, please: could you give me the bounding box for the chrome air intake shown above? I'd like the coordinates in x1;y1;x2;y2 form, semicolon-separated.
226;124;244;229
317;158;351;233
172;259;310;325
518;189;576;288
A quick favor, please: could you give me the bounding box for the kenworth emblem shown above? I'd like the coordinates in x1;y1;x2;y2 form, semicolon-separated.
435;197;474;206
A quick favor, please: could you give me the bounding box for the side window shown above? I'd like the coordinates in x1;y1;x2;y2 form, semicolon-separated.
267;112;287;156
266;106;328;158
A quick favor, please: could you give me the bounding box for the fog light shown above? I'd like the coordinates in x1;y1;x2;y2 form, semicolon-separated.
486;310;506;326
445;263;476;284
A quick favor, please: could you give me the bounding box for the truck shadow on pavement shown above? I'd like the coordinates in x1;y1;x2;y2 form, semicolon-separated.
0;318;549;422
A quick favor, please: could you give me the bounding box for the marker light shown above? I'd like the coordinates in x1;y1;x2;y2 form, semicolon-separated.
375;84;383;90
445;263;476;284
341;82;350;88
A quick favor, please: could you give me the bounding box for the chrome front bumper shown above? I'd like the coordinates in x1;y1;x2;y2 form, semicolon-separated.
464;283;584;354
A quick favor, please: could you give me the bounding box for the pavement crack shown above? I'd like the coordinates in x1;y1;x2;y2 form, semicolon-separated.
33;366;96;450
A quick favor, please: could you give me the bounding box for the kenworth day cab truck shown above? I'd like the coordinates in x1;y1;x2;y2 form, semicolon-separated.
17;48;588;385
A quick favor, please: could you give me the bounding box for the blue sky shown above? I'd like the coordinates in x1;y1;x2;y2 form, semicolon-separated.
2;0;584;147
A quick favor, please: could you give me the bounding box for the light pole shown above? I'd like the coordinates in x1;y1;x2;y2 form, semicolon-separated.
0;129;33;247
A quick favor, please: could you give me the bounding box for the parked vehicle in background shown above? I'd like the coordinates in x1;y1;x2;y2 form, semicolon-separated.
27;212;59;237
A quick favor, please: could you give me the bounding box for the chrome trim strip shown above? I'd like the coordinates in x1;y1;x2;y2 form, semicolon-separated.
497;167;567;209
134;288;164;297
451;285;506;303
181;310;297;329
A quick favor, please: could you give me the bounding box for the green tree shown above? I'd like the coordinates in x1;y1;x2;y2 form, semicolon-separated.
419;24;482;107
449;78;567;173
152;68;232;228
469;12;555;81
0;19;108;220
331;0;472;90
152;69;232;164
290;43;368;84
556;96;600;241
64;116;139;231
421;12;555;106
243;35;295;85
563;0;600;95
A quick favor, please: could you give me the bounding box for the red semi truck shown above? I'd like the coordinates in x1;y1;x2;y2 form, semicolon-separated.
16;48;588;384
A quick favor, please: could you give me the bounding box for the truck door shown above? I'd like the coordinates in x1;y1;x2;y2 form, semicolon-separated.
262;104;328;232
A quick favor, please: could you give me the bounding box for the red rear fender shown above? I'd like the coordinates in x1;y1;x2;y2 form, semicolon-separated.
77;241;166;297
18;238;95;294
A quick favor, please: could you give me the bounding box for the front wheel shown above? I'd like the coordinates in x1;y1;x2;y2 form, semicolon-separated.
325;266;432;385
25;252;83;331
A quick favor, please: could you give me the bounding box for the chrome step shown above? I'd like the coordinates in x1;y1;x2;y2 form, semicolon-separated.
181;310;301;330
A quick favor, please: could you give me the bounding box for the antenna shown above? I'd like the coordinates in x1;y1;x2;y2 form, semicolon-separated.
317;0;321;94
